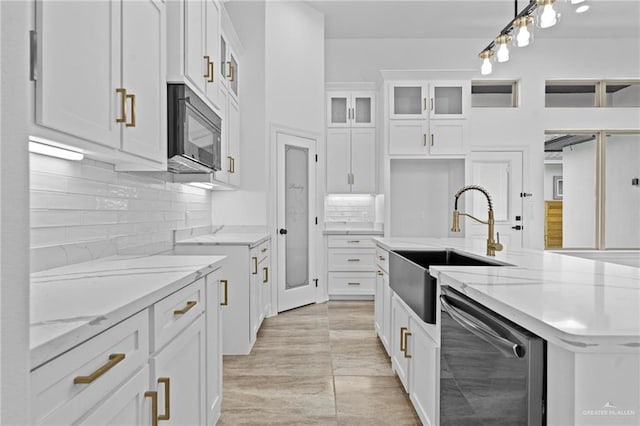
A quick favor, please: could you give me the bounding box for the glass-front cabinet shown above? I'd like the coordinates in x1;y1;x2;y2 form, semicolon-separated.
389;83;429;119
327;91;375;128
429;81;469;119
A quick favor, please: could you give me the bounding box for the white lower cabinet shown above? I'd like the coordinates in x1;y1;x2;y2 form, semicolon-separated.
374;246;391;355
327;235;377;297
389;292;440;426
31;269;224;426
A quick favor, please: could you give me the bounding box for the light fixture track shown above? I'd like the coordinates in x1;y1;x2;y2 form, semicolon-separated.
480;0;537;54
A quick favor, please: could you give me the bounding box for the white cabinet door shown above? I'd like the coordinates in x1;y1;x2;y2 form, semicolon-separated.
249;248;261;340
326;128;351;193
205;271;223;425
227;96;241;186
260;254;271;320
429;81;469;119
375;270;384;337
36;0;120;149
151;315;207;426
184;0;206;95
389;120;428;155
351;92;376;128
80;366;150;426
350;128;376;193
121;0;165;164
429;121;465;155
391;295;411;392
204;0;221;108
389;83;428;119
409;322;439;426
381;274;392;356
327;92;350;128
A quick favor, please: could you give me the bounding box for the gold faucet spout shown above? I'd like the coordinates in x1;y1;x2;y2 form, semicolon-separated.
451;185;504;256
451;210;461;232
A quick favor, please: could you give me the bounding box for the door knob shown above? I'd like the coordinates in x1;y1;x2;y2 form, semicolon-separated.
511;225;522;230
279;228;288;235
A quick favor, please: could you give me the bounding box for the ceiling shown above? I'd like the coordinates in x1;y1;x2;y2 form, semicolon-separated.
304;0;640;39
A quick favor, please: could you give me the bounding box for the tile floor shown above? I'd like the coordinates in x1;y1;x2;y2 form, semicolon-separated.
219;301;421;425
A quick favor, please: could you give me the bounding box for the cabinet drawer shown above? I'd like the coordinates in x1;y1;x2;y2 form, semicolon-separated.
328;249;376;271
32;310;149;425
376;247;389;272
328;272;375;295
152;278;205;352
327;235;376;248
256;239;270;263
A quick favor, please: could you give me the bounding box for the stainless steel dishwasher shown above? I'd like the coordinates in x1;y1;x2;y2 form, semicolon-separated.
439;286;545;425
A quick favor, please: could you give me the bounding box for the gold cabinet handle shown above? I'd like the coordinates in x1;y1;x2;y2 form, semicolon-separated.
116;88;127;123
74;353;125;384
423;97;426;111
208;60;215;83
226;61;232;78
263;266;269;283
378;255;385;261
347;240;361;243
399;327;407;352
431;134;434;146
220;279;228;306
423;134;427;146
403;331;412;358
347;258;361;262
431;98;434;111
252;256;258;275
377;271;384;276
227;156;233;173
230;64;235;82
347;282;361;286
173;300;197;315
126;93;136;127
145;391;158;426
158;377;170;420
231;156;236;173
261;247;268;253
204;55;211;79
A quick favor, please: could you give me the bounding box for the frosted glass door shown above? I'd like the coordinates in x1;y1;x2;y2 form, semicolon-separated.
390;83;428;119
277;132;316;312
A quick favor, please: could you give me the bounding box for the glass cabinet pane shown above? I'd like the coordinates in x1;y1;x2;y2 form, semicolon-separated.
433;86;462;115
604;133;640;248
331;97;348;124
604;81;640;107
545;82;598;107
394;86;422;115
471;81;517;107
285;145;309;289
220;36;227;79
230;53;238;96
354;97;372;124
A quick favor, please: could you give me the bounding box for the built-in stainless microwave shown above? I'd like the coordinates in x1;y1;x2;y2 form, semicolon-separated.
167;83;221;173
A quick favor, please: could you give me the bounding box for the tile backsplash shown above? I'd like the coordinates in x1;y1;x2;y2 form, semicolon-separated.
324;194;376;223
30;154;212;272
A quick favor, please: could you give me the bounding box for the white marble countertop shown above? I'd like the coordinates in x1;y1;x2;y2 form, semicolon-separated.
375;237;640;352
175;232;270;247
30;254;226;369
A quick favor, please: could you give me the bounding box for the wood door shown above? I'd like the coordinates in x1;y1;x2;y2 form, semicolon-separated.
350;128;377;193
545;201;563;249
467;151;524;249
326;128;351;193
151;316;206;426
121;0;165;164
36;0;120;148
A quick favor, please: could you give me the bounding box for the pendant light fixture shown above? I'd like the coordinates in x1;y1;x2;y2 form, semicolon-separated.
479;50;494;75
513;15;534;47
536;0;560;29
495;35;512;62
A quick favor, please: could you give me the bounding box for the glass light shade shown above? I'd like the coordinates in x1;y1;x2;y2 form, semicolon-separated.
513;16;534;47
536;0;560;28
479;50;494;75
569;0;585;4
495;35;511;63
575;4;589;13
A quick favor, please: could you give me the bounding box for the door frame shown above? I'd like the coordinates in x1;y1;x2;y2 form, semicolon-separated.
268;123;324;314
467;144;531;249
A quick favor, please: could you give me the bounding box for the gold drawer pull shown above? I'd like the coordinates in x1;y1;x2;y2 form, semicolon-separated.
431;134;434;146
399;327;407;352
158;377;170;420
74;353;125;384
252;256;258;274
263;266;269;283
347;282;361;286
126;93;136;128
423;134;427;146
220;279;228;306
208;60;215;83
377;271;384;276
348;240;360;243
378;256;386;261
145;391;159;426
347;258;361;262
261;247;268;253
403;331;412;358
204;55;211;79
173;300;197;315
226;61;232;78
116;88;127;123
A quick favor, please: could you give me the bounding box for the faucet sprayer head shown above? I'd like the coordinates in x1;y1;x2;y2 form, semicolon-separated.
451;210;461;232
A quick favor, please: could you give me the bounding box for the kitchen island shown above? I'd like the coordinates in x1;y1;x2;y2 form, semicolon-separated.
374;237;640;426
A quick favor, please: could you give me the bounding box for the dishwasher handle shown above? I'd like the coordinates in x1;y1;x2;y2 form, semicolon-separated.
440;294;525;359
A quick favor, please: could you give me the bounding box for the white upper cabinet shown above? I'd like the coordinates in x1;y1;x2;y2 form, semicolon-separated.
389;83;429;119
327;91;375;128
388;120;429;155
428;81;469;119
36;0;167;169
326;128;376;194
428;121;465;155
168;0;221;109
220;30;240;102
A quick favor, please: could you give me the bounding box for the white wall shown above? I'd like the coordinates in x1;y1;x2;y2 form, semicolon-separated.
563;141;597;248
605;134;640;248
544;163;563;200
326;37;640;248
1;1;30;422
30;155;212;272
